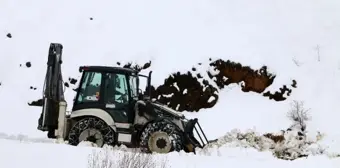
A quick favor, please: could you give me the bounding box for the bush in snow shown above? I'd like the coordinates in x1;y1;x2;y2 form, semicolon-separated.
115;150;169;168
272;129;309;160
87;146;169;168
202;128;312;160
87;148;114;168
269;100;310;160
203;100;328;160
286;100;310;132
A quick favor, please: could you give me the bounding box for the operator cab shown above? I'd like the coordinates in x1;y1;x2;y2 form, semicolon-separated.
72;66;139;124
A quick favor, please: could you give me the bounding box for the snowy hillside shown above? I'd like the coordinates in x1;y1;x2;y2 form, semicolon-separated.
1;0;340;167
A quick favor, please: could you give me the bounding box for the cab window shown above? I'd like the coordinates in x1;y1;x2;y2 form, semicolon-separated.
129;75;138;98
77;72;102;103
105;73;129;105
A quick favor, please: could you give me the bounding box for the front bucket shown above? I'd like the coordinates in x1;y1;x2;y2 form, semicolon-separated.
183;118;209;153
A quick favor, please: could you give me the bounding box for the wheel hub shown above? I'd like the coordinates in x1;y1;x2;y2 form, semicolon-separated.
156;138;167;149
148;131;171;153
86;136;97;143
79;128;104;147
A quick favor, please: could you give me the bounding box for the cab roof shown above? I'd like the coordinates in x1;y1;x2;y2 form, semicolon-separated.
79;66;138;74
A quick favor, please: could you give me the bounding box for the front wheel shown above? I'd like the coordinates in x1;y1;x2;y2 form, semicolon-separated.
68;117;115;147
139;120;184;153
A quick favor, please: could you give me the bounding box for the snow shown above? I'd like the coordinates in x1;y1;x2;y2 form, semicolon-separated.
1;0;340;167
1;137;340;168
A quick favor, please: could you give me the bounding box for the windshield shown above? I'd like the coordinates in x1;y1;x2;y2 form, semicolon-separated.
129;75;138;98
76;71;102;103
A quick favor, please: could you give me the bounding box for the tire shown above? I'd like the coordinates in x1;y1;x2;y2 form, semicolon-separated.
140;120;183;153
68;117;115;147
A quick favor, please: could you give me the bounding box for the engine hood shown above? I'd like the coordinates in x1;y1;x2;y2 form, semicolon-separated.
151;102;185;119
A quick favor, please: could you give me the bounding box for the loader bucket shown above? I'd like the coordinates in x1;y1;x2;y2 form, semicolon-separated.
183;118;210;153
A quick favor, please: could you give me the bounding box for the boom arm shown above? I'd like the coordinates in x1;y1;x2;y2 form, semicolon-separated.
37;43;65;138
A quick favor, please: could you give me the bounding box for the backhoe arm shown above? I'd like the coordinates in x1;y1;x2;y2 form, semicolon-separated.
37;43;65;138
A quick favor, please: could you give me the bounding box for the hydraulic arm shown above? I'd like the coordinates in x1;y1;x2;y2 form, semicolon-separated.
37;43;65;138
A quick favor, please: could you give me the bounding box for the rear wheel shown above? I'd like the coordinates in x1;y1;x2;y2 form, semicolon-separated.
68;117;115;147
140;120;184;153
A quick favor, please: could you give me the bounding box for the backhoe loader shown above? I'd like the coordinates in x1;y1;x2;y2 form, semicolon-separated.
31;43;211;153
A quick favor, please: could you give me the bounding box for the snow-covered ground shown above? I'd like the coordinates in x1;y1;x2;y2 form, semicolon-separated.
1;137;340;168
1;0;340;167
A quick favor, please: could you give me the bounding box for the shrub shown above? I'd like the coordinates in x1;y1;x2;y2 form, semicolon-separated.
272;100;311;160
286;100;311;131
87;148;170;168
202;100;324;161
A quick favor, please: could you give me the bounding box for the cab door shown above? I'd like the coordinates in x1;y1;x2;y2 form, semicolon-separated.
103;73;134;125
